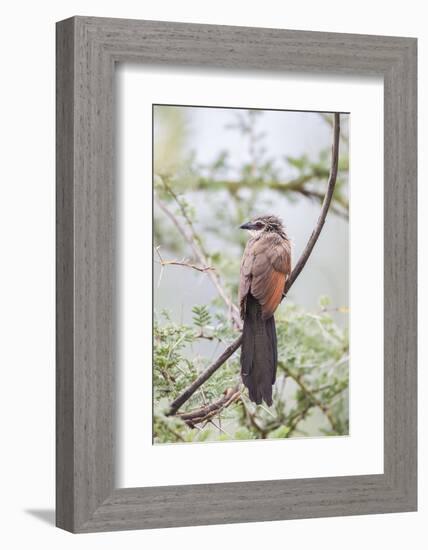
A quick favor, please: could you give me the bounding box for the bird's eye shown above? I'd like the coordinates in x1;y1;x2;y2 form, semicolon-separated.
255;222;264;228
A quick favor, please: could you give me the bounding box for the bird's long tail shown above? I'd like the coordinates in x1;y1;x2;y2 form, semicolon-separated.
240;294;277;406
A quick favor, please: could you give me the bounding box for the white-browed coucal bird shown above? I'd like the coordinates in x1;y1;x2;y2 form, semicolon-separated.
239;215;292;406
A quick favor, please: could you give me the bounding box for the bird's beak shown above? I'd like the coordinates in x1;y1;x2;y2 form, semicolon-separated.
240;221;254;230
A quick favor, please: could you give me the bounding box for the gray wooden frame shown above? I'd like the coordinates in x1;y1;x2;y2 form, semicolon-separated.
56;16;417;533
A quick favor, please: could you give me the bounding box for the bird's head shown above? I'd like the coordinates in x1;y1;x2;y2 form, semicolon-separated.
240;215;284;236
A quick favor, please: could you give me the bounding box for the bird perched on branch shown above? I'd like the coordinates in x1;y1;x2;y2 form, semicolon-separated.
239;215;292;406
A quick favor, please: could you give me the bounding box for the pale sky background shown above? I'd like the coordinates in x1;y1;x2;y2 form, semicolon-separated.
154;106;349;334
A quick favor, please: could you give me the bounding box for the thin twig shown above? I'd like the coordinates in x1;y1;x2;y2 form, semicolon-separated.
240;395;268;438
177;385;241;427
210;419;233;438
167;114;341;416
167;338;243;415
155;245;214;273
162;179;241;328
257;403;276;419
156;259;214;272
155;190;241;328
163;424;186;442
193;172;348;213
286;403;313;437
283;113;340;293
319;112;349;145
282;364;340;433
162;179;211;258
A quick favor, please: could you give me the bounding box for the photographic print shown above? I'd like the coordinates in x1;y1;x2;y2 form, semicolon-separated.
153;104;349;444
56;18;416;531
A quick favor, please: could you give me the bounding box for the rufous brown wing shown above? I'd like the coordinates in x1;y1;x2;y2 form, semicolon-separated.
239;227;291;405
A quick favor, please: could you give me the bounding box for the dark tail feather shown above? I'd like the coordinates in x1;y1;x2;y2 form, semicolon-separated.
240;294;277;406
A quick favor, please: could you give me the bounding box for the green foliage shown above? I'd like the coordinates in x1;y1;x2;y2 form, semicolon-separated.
154;109;348;264
152;108;350;444
192;305;212;329
153;302;349;443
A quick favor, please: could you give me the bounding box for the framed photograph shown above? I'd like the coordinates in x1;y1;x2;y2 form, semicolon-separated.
56;16;417;532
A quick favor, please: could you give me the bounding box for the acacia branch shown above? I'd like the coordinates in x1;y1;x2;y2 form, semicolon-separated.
297;188;348;220
285;403;313;437
157;259;214;272
155;246;214;273
177;385;241;427
190;164;348;219
195;172;324;194
168;338;243;415
155;186;242;328
281;364;340;433
240;396;269;438
167;113;340;417
284;113;340;292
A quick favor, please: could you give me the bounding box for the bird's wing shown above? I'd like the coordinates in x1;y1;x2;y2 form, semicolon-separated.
239;240;255;319
249;234;291;319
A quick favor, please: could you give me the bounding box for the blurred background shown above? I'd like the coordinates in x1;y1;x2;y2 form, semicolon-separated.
153;105;349;444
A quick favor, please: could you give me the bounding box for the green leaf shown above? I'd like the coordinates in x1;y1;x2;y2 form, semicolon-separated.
269;425;291;439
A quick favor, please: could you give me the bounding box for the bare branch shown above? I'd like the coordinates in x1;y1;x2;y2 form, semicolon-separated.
281;364;340;433
154;246;214;273
167;338;243;415
319;112;349;145
155;196;202;263
155;186;242;328
161;178;211;259
178;385;241;427
188;156;348;218
193;170;347;208
285;404;313;437
240;395;268;437
166;113;341;416
156;259;214;272
284;113;340;293
297;188;348;220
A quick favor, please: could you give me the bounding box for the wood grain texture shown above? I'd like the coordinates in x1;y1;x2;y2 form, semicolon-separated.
56;18;75;532
56;16;417;533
